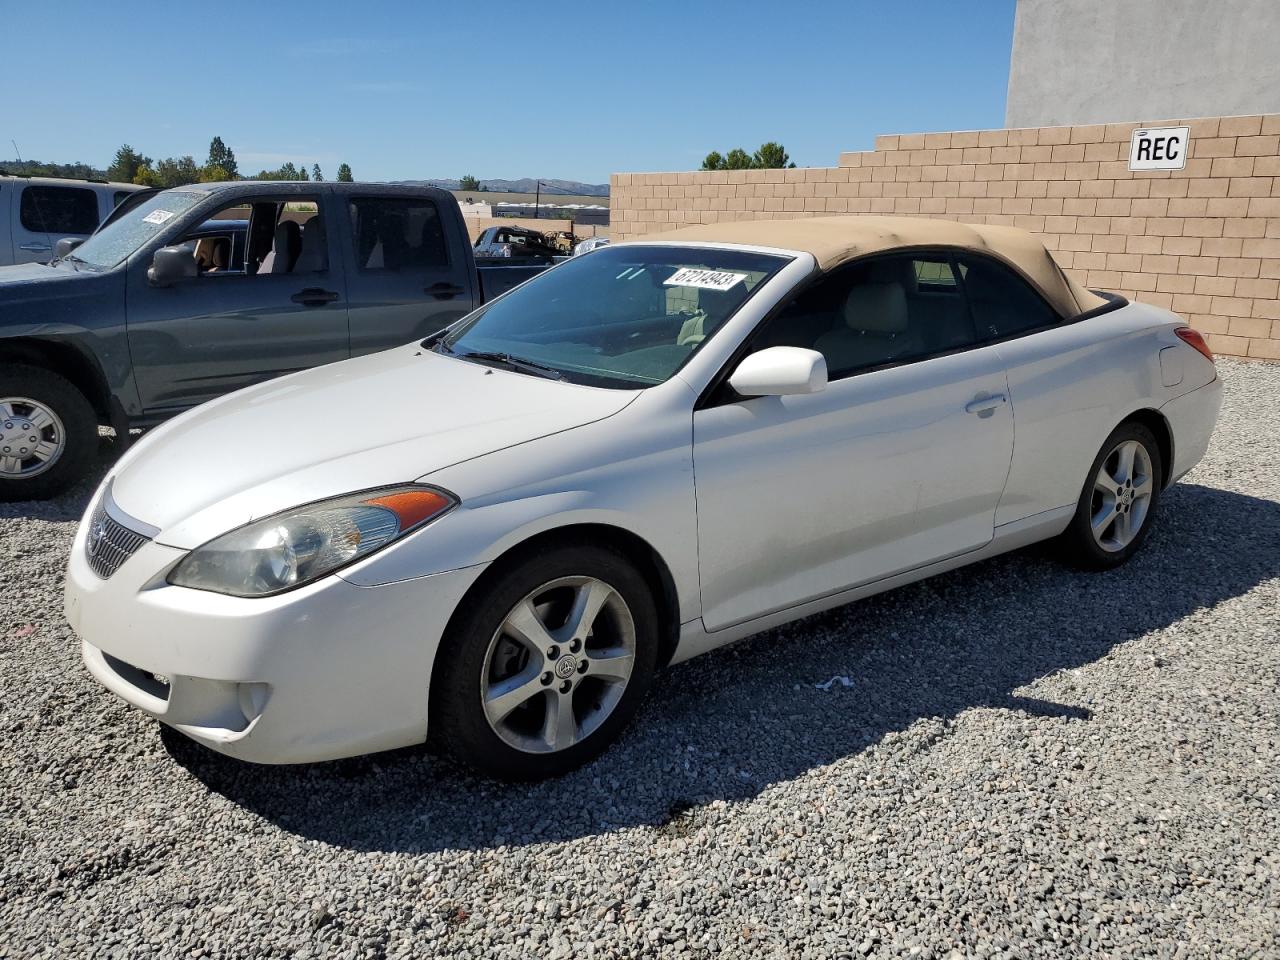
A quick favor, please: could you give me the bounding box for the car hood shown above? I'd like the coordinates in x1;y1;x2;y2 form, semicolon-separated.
0;260;106;303
0;259;92;288
108;345;638;548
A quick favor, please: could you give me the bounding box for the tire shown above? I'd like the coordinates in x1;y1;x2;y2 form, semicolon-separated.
1058;420;1163;571
0;364;99;502
431;542;659;781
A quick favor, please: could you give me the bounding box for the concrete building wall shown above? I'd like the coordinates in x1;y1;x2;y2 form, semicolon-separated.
1006;0;1280;128
610;113;1280;361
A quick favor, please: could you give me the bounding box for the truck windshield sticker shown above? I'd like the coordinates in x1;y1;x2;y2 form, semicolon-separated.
664;267;747;291
142;209;175;225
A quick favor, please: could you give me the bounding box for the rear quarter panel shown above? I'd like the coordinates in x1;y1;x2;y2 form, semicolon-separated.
992;301;1207;525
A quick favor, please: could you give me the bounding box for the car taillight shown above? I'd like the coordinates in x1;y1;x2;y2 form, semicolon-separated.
1175;326;1215;363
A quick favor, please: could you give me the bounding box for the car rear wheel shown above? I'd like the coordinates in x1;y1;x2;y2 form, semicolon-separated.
1059;421;1163;570
431;543;658;780
0;365;98;502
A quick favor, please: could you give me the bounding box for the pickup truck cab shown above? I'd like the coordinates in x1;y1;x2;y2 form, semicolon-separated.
0;175;145;266
0;180;551;500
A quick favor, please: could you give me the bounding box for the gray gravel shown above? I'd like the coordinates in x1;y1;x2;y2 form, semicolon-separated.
2;359;1278;959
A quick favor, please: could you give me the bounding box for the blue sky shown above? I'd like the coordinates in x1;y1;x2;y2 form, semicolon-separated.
2;0;1016;184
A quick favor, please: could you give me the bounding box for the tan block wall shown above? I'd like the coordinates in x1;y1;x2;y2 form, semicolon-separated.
610;114;1280;360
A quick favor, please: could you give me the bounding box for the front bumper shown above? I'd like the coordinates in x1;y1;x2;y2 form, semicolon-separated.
65;516;487;764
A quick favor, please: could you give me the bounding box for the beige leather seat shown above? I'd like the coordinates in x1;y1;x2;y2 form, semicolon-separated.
814;281;920;373
292;216;328;273
193;237;218;271
259;220;302;274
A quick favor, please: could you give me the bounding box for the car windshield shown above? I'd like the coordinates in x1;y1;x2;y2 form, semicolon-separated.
440;245;790;388
69;191;205;268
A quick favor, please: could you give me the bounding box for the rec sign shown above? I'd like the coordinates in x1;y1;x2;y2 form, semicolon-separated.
1129;126;1191;171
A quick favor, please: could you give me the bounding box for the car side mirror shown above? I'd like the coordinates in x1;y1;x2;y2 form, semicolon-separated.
148;246;198;287
727;346;828;397
54;237;83;259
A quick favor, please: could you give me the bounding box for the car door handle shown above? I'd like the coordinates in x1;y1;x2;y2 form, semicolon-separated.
426;282;465;300
965;393;1008;416
18;241;50;251
291;288;340;306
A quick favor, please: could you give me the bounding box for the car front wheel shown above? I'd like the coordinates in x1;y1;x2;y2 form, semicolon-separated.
431;543;658;780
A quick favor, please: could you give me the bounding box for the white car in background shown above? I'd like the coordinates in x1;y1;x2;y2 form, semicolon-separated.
0;175;143;264
573;236;610;256
64;216;1222;780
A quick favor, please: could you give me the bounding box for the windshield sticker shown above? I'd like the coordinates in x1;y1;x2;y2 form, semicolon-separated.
142;209;175;225
663;268;747;291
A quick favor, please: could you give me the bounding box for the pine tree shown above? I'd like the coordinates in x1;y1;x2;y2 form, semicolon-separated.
206;136;238;178
107;144;151;183
336;162;354;182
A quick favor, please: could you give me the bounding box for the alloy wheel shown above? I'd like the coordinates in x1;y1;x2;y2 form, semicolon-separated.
1090;439;1154;552
0;398;66;479
480;575;636;754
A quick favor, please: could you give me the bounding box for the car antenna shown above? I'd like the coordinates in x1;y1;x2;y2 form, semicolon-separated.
11;139;59;263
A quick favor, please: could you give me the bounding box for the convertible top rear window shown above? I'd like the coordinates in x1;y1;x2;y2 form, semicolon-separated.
439;245;791;388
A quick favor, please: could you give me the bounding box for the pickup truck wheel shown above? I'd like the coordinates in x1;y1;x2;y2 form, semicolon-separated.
0;365;98;502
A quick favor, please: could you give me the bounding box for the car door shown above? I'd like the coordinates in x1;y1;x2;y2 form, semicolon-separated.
692;253;1014;632
954;252;1122;525
341;192;477;355
12;182;100;263
126;192;349;414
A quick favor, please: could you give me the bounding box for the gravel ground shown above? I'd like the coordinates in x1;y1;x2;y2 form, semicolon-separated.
1;359;1277;959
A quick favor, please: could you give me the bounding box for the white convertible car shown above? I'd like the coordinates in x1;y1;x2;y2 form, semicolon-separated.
65;216;1222;779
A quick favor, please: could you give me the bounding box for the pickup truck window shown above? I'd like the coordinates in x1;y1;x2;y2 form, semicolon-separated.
240;200;327;276
71;191;205;268
350;197;448;270
441;244;789;388
20;185;98;235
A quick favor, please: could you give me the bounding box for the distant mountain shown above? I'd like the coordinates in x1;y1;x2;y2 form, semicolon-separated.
405;178;609;197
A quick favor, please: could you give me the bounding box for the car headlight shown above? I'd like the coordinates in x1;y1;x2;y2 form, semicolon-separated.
167;485;456;597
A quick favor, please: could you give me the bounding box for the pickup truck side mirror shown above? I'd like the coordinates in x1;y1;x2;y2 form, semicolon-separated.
148;246;198;287
54;238;83;259
728;346;828;397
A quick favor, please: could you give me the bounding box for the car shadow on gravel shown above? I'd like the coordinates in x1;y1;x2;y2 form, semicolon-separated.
165;481;1280;855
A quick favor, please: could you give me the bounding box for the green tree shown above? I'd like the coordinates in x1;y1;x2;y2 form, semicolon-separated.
132;162;158;187
131;156;198;187
724;148;754;170
199;165;232;182
752;141;793;169
107;144;150;183
297;163;310;181
700;151;725;172
312;163;324;181
206;136;238;179
459;174;481;191
336;162;353;182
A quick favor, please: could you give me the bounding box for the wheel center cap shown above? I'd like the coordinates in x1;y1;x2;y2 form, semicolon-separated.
554;655;578;680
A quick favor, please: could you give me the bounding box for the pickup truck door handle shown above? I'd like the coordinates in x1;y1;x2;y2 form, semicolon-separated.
426;282;465;300
291;288;340;307
965;393;1008;416
18;241;51;251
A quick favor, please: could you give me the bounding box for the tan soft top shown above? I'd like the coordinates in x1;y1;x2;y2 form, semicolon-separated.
634;216;1105;317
